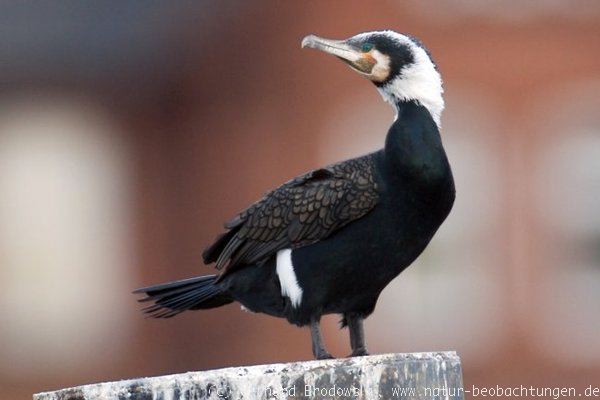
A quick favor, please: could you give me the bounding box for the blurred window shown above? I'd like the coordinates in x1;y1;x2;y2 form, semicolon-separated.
0;96;134;378
532;82;600;366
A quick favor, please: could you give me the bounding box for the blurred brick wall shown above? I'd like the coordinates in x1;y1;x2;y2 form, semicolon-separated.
1;2;599;399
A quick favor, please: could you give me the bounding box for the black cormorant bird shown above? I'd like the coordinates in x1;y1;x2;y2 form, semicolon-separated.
135;30;455;359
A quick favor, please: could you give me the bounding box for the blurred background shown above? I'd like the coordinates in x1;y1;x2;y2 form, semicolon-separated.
1;1;599;398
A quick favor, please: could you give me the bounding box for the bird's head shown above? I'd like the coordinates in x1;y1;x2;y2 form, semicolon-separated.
302;30;444;127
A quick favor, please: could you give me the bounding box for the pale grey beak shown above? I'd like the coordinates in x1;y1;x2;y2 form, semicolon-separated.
301;34;361;63
301;34;374;74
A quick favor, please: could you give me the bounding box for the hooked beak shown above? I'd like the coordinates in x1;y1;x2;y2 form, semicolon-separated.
301;34;375;75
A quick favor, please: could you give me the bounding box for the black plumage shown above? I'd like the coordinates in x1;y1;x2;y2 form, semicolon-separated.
135;30;455;359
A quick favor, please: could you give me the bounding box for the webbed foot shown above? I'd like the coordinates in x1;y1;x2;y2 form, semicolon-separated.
348;347;369;357
316;351;335;360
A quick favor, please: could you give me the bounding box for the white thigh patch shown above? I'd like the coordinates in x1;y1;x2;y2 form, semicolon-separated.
276;249;303;308
240;305;255;313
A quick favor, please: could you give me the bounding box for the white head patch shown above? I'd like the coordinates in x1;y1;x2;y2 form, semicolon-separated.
367;31;444;128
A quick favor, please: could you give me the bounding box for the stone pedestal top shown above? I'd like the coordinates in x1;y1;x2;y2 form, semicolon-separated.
34;351;464;399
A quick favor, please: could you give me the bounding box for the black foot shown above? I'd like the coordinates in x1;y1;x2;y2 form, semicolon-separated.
316;351;335;360
349;348;369;357
310;317;334;360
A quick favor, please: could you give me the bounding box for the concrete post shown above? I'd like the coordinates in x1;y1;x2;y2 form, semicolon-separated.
34;352;464;399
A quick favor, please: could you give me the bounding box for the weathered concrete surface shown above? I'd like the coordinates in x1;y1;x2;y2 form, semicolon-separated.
34;352;464;400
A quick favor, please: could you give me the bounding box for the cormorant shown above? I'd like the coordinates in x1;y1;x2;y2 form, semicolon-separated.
135;30;455;359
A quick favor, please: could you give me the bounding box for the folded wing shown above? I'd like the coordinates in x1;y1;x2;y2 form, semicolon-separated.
203;154;379;279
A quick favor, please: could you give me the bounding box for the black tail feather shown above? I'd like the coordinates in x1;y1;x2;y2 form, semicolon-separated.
134;275;233;318
136;276;214;303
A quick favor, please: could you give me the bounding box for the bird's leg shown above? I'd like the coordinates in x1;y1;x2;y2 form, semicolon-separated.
346;314;369;357
310;317;333;359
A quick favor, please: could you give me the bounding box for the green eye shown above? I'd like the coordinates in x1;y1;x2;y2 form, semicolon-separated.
361;43;373;52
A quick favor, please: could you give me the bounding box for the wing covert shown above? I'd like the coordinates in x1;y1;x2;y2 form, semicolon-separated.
203;154;379;278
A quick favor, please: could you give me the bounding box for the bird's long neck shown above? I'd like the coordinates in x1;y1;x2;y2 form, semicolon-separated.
383;100;451;186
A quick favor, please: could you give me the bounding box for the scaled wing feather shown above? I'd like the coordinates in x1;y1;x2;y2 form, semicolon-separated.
203;154;379;278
